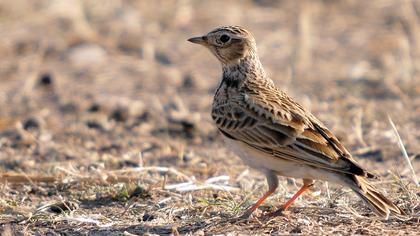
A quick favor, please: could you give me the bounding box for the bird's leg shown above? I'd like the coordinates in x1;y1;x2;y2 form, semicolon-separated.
239;171;278;219
264;179;314;218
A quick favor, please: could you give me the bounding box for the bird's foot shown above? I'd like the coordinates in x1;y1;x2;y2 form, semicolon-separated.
228;210;253;223
260;208;286;220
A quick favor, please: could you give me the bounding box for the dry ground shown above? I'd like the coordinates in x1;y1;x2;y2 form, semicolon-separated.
0;0;419;235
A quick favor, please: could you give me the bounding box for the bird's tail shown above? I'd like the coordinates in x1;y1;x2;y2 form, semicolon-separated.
350;176;405;219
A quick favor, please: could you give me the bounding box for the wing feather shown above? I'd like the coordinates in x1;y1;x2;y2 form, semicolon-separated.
213;81;371;177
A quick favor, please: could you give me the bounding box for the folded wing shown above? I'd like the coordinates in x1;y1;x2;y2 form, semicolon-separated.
212;84;373;177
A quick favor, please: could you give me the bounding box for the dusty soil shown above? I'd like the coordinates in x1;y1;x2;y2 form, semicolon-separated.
0;0;419;235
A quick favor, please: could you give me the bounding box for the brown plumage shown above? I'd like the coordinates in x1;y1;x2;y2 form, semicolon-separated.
188;25;404;219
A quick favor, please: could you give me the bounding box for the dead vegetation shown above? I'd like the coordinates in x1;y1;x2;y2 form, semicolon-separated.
0;0;419;235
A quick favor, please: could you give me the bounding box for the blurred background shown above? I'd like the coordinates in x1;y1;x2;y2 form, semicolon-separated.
0;0;419;234
0;0;418;168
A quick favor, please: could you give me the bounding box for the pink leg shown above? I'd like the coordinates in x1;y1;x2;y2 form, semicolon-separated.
265;179;314;218
240;172;278;219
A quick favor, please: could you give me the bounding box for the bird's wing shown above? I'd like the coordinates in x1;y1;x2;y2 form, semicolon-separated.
213;82;372;177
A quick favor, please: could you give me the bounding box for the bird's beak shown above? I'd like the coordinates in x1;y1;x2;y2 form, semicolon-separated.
187;36;208;45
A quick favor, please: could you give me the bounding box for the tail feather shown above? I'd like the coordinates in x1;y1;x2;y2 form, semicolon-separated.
351;176;405;219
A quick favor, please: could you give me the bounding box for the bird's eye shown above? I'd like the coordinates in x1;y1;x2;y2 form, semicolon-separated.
220;34;230;43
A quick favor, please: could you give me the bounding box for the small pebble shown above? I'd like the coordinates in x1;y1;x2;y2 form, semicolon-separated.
88;103;101;113
181;74;195;89
86;121;103;130
68;44;107;67
23;118;39;130
131;186;150;199
38;73;53;86
142;213;156;221
110;108;129;122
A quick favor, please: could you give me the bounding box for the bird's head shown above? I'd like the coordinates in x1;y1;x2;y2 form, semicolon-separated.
188;26;257;65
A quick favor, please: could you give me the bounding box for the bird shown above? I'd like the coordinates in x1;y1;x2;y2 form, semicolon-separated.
187;25;405;220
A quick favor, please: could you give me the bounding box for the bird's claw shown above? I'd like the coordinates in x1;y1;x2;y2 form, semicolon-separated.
260;208;286;220
228;210;254;223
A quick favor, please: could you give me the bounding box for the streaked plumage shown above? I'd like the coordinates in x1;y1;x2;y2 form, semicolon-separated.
188;25;404;219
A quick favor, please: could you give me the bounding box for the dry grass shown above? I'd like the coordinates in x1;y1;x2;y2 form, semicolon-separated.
0;0;419;235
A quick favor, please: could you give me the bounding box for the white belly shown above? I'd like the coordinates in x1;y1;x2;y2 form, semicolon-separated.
223;137;345;184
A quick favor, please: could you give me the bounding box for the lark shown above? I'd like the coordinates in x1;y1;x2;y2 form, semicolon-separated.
188;26;404;219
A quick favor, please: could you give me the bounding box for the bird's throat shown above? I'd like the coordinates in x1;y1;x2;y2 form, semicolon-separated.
222;54;266;86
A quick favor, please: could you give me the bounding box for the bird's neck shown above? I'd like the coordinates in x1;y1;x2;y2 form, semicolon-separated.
221;53;267;86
